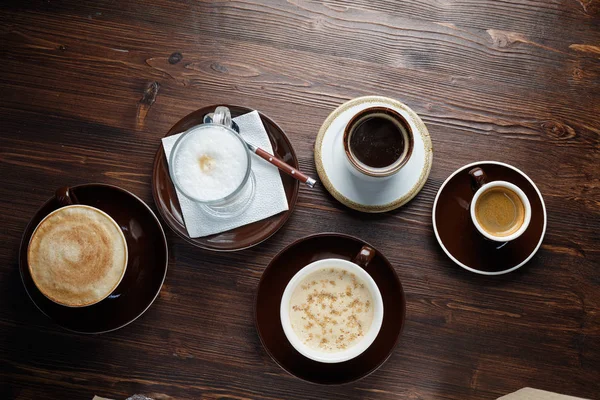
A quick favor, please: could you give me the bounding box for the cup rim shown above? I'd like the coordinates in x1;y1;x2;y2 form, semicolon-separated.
343;106;414;177
27;204;129;308
280;258;384;363
168;123;252;204
470;181;532;242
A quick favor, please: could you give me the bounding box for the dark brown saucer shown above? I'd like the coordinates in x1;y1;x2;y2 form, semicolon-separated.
19;184;168;333
433;161;547;275
152;105;299;251
255;233;406;385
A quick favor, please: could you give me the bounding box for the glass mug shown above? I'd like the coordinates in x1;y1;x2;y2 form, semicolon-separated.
279;246;384;363
168;106;256;217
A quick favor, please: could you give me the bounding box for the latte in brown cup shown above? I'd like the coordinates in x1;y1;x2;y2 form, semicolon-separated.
27;205;128;307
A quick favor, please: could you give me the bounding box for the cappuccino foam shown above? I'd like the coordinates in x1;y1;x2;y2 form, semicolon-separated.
172;126;248;202
28;205;128;307
289;267;374;353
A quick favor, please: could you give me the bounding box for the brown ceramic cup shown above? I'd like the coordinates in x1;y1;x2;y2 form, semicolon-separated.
255;233;406;384
343;107;414;180
20;183;168;333
27;187;129;307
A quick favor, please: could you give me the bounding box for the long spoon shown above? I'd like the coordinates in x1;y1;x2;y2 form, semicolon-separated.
205;113;317;188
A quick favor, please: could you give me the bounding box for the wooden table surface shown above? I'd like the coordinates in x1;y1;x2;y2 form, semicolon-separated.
1;1;599;399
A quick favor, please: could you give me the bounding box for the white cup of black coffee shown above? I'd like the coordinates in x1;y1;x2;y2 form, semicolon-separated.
343;107;414;181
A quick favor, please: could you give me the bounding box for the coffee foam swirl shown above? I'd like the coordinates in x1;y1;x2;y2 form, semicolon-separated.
28;205;128;307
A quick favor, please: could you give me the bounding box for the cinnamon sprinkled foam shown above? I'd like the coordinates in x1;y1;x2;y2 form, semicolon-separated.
289;267;374;352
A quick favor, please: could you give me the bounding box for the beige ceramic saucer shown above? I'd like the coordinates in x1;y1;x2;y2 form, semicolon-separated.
315;96;433;212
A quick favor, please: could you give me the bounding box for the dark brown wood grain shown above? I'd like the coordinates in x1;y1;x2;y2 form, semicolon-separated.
0;0;599;399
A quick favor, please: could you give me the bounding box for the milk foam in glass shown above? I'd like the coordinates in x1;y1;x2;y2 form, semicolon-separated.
168;107;255;217
171;126;249;202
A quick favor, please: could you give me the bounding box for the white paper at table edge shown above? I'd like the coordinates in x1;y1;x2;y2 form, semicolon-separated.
497;388;590;400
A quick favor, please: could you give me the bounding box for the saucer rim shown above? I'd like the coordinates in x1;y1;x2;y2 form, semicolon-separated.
432;161;547;275
18;183;169;334
254;232;406;385
152;104;300;252
314;95;433;213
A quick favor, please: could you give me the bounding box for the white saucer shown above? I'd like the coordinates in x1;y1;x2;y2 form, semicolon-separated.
315;96;433;212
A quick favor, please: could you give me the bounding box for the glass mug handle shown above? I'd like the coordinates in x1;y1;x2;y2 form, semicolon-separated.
204;106;234;129
212;106;232;127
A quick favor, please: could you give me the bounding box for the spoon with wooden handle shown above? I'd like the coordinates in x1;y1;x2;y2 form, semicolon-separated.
204;113;317;188
243;139;316;188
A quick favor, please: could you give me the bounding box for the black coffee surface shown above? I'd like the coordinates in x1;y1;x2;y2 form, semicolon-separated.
349;116;405;168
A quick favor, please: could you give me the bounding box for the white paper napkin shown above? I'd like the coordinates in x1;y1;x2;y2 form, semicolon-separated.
162;111;289;238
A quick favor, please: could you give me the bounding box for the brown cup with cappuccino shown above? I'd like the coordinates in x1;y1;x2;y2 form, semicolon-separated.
27;187;128;307
469;167;532;243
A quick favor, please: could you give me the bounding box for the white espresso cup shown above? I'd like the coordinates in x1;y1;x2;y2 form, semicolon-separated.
469;167;532;243
280;246;384;363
